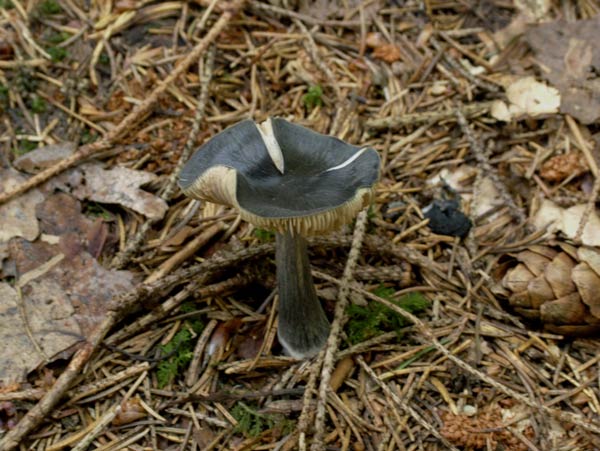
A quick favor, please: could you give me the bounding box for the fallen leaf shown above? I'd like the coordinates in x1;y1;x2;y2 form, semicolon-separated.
0;243;9;277
533;199;600;247
72;163;168;220
0;281;81;385
112;398;147;426
13;142;76;174
491;77;560;121
0;192;135;384
493;0;551;48
526;16;600;124
0;168;44;243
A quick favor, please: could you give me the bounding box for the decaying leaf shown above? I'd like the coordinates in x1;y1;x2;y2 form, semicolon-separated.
533;199;600;247
526;16;600;124
112;398;147;426
0;193;135;384
72;163;168;220
493;0;551;48
13;142;76;174
0;169;44;243
491;77;560;121
0;282;81;384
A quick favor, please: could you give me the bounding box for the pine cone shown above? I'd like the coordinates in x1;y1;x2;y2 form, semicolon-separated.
495;244;600;336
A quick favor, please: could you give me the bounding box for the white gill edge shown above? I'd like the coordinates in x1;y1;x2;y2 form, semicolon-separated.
324;147;368;172
256;118;284;174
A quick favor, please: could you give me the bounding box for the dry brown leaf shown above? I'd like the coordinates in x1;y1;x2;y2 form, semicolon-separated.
0;193;134;384
526;16;600;124
533;199;600;247
0;281;81;385
72;163;168;220
13;142;76;174
0;169;44;243
112;398;147;426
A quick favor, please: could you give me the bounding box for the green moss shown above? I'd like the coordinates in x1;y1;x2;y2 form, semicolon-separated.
14;140;38;156
345;287;429;344
47;46;68;62
38;0;62;15
180;302;197;314
302;85;323;110
84;203;112;220
30;96;46;114
98;52;110;65
80;128;98;144
47;31;71;44
156;321;205;388
254;228;275;242
0;84;8;110
231;402;295;437
15;69;38;93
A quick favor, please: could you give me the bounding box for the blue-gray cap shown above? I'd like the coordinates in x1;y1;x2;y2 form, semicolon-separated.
179;117;380;234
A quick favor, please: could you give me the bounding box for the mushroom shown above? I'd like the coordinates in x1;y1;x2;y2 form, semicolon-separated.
178;117;380;358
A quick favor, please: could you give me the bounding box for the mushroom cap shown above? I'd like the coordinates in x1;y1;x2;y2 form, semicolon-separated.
179;118;380;234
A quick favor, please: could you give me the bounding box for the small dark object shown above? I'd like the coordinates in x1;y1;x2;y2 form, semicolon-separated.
423;199;471;238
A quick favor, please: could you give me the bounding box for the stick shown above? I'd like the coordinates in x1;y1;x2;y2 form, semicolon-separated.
311;209;369;451
0;3;242;206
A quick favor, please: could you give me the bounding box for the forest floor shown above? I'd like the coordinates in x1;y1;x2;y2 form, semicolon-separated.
1;0;600;450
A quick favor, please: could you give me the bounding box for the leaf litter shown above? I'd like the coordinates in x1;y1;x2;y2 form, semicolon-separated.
1;1;600;450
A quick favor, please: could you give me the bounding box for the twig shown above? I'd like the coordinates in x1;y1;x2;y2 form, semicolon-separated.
311;209;369;451
143;222;225;284
366;101;493;130
357;357;460;451
105;273;253;346
111;46;216;269
15;286;49;363
351;283;600;437
69;370;147;451
250;0;362;27
430;37;500;93
0;238;260;451
575;175;600;242
164;387;305;407
0;3;242;206
295;19;342;101
0;319;111;450
455;108;528;225
298;353;324;451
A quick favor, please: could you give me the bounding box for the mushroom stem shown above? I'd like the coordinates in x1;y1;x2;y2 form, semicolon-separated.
275;231;330;359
